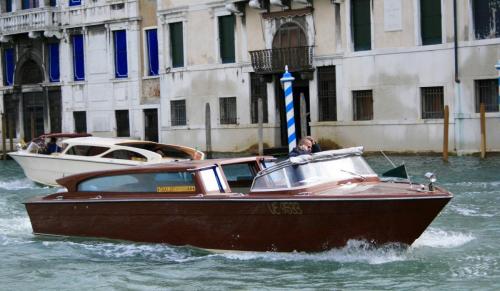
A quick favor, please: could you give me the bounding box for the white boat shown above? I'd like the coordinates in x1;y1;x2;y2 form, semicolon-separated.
8;133;204;187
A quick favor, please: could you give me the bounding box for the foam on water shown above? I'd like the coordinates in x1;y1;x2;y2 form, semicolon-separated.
0;216;33;246
450;205;494;217
40;240;210;263
444;181;500;189
36;238;410;265
0;178;40;190
412;228;475;248
220;240;409;265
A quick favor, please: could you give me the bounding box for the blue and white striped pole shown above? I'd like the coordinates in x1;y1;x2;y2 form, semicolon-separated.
280;65;296;152
496;60;500;110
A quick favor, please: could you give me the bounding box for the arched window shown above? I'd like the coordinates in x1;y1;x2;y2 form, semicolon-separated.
19;60;43;84
272;23;307;49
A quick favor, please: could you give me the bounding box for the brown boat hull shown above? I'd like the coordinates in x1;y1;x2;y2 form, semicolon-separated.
25;196;451;252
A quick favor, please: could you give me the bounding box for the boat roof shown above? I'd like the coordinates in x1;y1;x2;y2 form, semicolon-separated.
56;156;273;190
34;133;92;140
63;137;159;147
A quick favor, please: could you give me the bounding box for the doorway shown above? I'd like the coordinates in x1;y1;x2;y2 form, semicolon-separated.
275;72;310;147
22;92;45;141
144;108;158;142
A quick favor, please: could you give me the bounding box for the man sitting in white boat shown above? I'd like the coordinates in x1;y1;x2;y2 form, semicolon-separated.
46;137;62;154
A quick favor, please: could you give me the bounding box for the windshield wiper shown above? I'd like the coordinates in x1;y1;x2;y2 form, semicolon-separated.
340;169;366;181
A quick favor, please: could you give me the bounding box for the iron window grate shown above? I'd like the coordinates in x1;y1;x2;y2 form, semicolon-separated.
318;66;337;121
353;90;373;121
171;100;187;126
250;73;268;124
220;97;237;124
475;79;499;112
421;87;444;119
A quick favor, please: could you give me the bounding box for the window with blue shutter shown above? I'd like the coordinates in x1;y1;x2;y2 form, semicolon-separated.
146;29;159;76
3;48;15;86
6;0;12;12
170;22;184;68
48;43;60;82
69;0;81;6
114;30;128;78
72;34;85;81
50;0;56;7
22;0;30;9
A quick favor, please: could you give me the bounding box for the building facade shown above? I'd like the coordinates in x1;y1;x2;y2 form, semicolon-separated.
156;0;500;153
0;0;160;145
1;0;500;153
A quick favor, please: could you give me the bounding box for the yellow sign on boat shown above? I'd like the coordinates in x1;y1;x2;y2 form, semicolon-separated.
156;185;196;192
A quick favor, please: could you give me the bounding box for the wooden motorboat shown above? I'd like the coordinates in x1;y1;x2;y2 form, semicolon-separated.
9;133;204;186
24;147;452;252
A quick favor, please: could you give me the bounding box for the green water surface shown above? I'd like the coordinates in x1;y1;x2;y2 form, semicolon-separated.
0;155;498;290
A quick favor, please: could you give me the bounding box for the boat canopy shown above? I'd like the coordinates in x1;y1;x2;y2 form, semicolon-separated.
251;147;377;191
256;146;365;178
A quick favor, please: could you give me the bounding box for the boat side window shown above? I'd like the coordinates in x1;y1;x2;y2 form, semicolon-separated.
77;171;195;193
65;145;110;156
222;163;256;183
262;160;276;168
119;143;192;159
103;150;147;161
198;167;228;193
221;162;257;193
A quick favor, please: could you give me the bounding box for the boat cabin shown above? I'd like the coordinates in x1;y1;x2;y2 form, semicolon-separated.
53;156;276;199
50;147;382;199
23;135;204;162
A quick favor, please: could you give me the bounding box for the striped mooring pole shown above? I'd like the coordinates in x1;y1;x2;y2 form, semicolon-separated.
280;65;296;152
496;60;500;109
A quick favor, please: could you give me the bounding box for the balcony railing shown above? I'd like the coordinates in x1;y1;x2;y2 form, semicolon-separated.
0;1;139;36
249;46;314;74
0;8;60;36
61;1;139;27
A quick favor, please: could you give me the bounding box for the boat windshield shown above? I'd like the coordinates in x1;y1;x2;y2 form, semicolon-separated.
251;156;377;190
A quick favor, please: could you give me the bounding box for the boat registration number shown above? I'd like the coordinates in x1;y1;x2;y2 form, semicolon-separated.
267;202;303;215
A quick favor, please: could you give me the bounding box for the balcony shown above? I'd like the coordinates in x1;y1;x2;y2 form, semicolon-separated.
249;46;314;74
61;1;139;27
0;8;61;36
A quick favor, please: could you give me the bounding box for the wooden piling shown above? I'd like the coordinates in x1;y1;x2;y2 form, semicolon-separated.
300;93;307;139
205;103;212;159
8;116;13;152
443;105;449;162
257;97;263;156
480;103;486;159
2;114;6;160
30;112;35;141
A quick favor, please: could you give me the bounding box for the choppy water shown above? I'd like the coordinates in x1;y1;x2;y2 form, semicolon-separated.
0;155;499;290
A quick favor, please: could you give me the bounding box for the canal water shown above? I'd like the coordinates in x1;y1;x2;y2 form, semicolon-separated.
0;155;499;290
